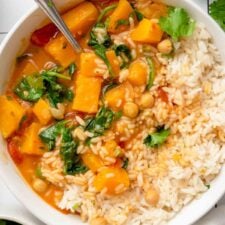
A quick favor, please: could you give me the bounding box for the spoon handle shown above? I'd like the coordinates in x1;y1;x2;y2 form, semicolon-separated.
34;0;82;53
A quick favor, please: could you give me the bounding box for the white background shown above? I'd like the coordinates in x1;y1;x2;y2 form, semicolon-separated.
0;0;225;224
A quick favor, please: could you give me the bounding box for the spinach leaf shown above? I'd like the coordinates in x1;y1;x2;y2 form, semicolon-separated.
39;121;67;150
60;126;88;175
114;44;132;68
146;57;155;90
43;74;73;108
68;63;77;76
85;106;118;137
39;121;88;175
134;10;144;21
88;23;114;77
14;68;74;106
116;19;130;29
159;7;195;41
14;74;44;102
144;126;170;148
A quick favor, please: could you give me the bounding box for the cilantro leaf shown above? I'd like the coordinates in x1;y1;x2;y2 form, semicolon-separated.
159;7;195;41
209;0;225;31
144;126;170;148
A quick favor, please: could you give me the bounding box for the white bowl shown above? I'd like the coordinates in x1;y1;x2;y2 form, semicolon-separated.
0;1;225;225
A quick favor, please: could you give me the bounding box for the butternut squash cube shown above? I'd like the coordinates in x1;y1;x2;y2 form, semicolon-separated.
103;140;122;159
108;0;133;33
62;1;98;38
20;122;45;156
128;60;148;86
104;82;133;111
72;74;102;113
82;152;104;172
131;19;163;44
106;50;120;77
33;98;52;125
93;167;130;195
80;52;104;77
44;35;79;68
0;95;25;138
138;3;168;20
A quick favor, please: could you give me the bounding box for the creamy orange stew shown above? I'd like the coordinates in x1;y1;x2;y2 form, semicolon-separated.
0;0;188;213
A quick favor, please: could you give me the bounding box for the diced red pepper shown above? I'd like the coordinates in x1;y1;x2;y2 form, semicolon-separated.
158;87;169;103
7;137;23;164
31;23;59;47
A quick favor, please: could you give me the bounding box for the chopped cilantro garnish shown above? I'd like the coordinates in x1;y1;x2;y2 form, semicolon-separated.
159;7;195;41
144;126;170;148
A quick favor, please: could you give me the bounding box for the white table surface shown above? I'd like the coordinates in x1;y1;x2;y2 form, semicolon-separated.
1;0;225;224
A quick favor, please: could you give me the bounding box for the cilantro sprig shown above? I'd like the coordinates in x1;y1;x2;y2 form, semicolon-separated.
144;126;170;148
159;7;195;41
209;0;225;31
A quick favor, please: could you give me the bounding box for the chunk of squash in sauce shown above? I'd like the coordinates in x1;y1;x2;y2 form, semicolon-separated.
131;19;163;44
127;60;148;86
62;1;98;38
20;122;45;156
93;167;130;195
80;52;104;77
44;35;79;68
32;98;52;125
108;0;133;33
82;152;104;172
138;3;168;20
72;74;102;113
106;50;120;77
104;82;133;111
0;95;25;138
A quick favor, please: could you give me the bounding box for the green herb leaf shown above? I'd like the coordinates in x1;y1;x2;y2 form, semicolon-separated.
122;158;129;169
97;3;118;23
14;74;44;102
116;19;130;29
39;121;88;175
209;0;225;31
35;166;44;179
60;126;88;175
144;126;170;148
146;57;155;90
68;63;77;76
114;44;132;68
159;7;195;41
88;23;114;77
85;106;118;137
39;121;68;150
134;10;144;21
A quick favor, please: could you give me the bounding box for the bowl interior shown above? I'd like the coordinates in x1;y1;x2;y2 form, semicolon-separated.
0;1;225;225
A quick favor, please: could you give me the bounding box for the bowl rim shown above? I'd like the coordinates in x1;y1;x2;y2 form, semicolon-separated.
0;1;225;225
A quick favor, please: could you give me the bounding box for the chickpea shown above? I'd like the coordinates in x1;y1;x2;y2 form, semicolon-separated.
123;102;139;118
90;217;107;225
145;187;160;206
139;93;155;109
32;178;48;193
157;39;173;54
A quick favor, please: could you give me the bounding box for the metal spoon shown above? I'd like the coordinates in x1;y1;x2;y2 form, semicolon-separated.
34;0;82;53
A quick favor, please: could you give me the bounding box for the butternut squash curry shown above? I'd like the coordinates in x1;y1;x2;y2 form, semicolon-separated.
0;0;197;223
